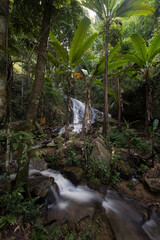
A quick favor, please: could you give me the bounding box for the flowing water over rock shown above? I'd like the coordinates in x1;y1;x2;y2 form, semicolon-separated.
59;97;109;134
34;169;160;240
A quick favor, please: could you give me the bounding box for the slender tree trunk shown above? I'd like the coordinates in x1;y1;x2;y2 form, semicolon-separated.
81;80;91;139
103;20;110;137
65;72;72;140
5;61;13;191
15;144;30;197
0;0;9;124
27;0;52;123
145;69;152;132
118;75;122;129
21;62;24;107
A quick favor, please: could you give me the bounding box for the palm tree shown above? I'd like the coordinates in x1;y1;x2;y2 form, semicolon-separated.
80;43;128;139
49;17;98;139
81;0;154;136
114;33;160;132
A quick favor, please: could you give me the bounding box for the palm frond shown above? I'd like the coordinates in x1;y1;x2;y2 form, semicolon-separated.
71;33;98;66
69;17;91;64
93;56;105;75
49;41;69;64
81;0;104;20
108;60;128;72
130;34;147;63
116;0;154;17
113;53;143;67
148;33;160;62
108;43;121;61
47;52;61;67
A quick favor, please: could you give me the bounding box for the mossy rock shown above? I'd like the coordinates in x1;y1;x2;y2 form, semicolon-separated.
118;160;132;179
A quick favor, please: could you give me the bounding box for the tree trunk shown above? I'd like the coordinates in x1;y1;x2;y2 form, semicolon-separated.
81;77;93;139
118;75;122;129
15;144;30;197
103;20;110;137
0;0;9;124
145;69;152;132
27;0;52;123
5;62;13;191
65;72;72;140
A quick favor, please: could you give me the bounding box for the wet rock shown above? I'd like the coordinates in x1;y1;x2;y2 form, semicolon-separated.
46;202;95;224
29;172;53;198
89;137;111;168
62;166;83;184
44;182;60;209
30;158;48;171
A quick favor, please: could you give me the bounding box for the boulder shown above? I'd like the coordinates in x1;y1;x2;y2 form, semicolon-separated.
89;137;111;168
30;158;48;171
143;163;160;193
46;201;95;224
62;166;83;184
29;172;53;198
144;177;160;193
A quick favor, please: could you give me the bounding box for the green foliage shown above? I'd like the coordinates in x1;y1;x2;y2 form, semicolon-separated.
138;163;148;173
0;187;41;229
87;157;120;185
66;148;85;168
46;154;60;169
31;222;51;240
110;127;150;154
49;17;97;70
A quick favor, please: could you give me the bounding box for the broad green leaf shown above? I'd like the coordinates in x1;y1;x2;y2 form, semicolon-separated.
69;17;91;64
47;52;60;67
108;0;117;12
148;33;160;62
94;79;104;88
108;43;121;61
71;33;98;66
116;0;154;17
130;34;147;63
49;32;61;45
93;56;105;75
108;60;128;72
153;119;159;131
114;54;143;67
50;41;69;64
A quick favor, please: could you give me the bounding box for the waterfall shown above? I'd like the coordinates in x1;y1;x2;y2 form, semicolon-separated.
59;97;110;134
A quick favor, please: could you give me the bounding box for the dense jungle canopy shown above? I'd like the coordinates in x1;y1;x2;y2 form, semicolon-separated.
1;0;160;239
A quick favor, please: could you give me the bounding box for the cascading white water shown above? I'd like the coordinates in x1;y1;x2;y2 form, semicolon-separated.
59;97;111;134
41;169;101;204
37;169;160;240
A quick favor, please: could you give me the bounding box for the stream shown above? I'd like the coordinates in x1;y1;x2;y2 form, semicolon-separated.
47;98;160;239
29;168;160;240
